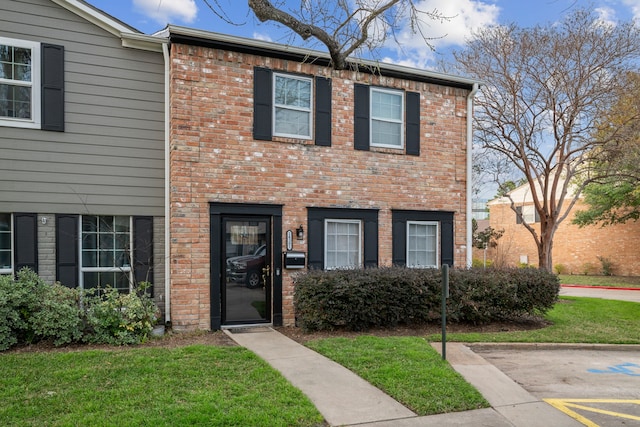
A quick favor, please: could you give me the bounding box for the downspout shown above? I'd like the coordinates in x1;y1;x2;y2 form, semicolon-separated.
162;41;171;324
466;83;480;267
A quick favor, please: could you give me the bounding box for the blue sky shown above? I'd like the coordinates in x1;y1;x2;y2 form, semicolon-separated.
86;0;639;68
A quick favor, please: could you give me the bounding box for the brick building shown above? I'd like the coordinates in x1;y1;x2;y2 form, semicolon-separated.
488;186;640;276
161;26;480;330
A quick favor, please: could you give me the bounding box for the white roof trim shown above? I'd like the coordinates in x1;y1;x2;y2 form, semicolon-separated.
50;0;167;51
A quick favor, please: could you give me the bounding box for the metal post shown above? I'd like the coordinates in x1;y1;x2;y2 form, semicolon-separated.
441;264;449;360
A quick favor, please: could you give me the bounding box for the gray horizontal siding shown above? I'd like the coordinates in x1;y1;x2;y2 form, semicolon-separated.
0;0;165;216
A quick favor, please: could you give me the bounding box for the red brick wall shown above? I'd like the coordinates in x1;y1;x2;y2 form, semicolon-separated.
169;44;472;330
489;201;640;276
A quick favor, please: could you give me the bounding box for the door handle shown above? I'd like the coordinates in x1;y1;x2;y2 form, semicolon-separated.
262;265;270;285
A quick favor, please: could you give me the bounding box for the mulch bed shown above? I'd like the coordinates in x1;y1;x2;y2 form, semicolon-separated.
4;317;549;353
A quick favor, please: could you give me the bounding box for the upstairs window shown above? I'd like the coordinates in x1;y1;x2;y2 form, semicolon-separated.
371;88;404;148
354;84;420;155
0;38;40;128
273;73;312;139
253;67;331;146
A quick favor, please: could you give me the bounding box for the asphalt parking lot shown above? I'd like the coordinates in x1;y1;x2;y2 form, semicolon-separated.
473;346;640;427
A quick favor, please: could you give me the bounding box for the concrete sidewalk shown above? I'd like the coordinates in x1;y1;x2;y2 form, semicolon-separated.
224;327;583;427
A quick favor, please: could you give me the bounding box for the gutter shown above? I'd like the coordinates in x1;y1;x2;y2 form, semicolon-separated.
162;42;171;324
466;83;480;267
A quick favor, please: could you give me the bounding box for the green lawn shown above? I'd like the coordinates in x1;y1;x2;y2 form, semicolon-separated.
0;345;323;427
306;336;489;415
1;296;637;425
425;297;640;344
559;274;640;288
306;296;639;416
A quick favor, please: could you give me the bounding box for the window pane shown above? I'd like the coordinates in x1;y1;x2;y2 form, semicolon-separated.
371;120;402;147
114;216;129;233
83;272;99;289
407;222;438;268
275;75;311;108
82;216;98;233
82;233;97;250
0;233;9;250
99;216;113;233
99;234;114;250
325;220;360;269
115;272;130;292
0;84;31;119
82;250;97;267
372;90;402;120
0;213;10;232
274;108;310;136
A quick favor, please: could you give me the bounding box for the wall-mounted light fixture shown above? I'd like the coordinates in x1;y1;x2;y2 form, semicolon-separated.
296;225;304;240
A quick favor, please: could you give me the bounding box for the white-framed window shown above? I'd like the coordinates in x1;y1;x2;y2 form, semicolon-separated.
516;205;539;224
324;219;362;270
370;87;404;148
0;37;41;129
273;72;312;139
80;215;132;292
406;221;439;268
0;213;13;275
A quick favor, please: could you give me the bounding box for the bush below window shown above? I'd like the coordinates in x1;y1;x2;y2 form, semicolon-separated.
0;268;159;351
294;266;560;332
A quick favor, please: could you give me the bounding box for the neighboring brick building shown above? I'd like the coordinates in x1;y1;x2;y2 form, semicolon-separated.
488;186;640;276
161;26;480;330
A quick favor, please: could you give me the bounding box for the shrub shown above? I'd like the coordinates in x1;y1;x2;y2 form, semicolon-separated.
0;269;160;351
84;282;158;345
554;264;567;275
472;258;494;268
29;284;83;346
597;256;613;276
0;268;83;350
294;266;559;332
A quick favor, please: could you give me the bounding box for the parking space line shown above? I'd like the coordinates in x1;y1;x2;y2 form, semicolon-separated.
544;399;640;427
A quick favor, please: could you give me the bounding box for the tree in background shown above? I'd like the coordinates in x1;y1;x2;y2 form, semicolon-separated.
203;0;449;70
573;72;640;226
454;9;640;271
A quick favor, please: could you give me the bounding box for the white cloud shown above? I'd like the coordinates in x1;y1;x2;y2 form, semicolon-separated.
621;0;640;20
594;6;618;27
390;0;500;68
133;0;198;25
253;32;273;42
397;0;500;48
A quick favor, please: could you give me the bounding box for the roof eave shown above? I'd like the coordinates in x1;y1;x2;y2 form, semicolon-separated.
163;25;482;90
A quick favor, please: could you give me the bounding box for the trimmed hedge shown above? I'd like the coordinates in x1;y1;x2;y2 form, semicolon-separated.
293;266;560;331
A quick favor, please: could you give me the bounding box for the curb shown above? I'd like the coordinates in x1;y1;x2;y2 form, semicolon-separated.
467;342;640;352
561;284;640;291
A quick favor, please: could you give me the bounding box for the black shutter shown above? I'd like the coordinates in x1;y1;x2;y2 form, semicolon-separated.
353;84;370;151
362;213;379;268
133;216;154;294
391;214;406;266
515;206;523;224
14;213;38;274
441;218;454;267
56;214;78;288
253;67;273;140
315;76;332;146
307;211;324;270
405;91;420;156
41;43;64;132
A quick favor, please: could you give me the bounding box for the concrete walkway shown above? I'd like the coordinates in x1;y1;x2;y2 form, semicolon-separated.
561;284;640;302
224;328;583;427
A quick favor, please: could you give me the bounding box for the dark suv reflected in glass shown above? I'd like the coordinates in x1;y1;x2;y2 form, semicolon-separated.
226;245;266;288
